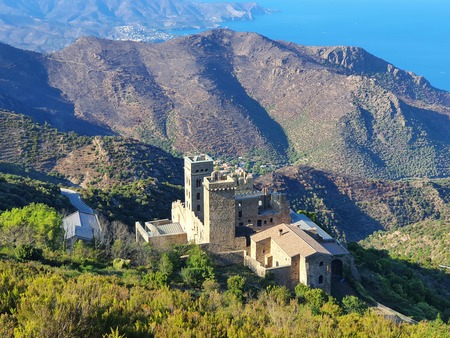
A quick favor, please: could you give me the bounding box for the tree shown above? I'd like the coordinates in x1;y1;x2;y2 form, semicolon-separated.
0;203;62;250
15;244;43;262
159;252;175;280
226;275;246;301
181;246;215;288
294;282;310;302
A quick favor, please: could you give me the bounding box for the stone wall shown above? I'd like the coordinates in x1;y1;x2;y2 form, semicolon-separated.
252;237;270;262
234;191;290;229
270;239;292;268
270;265;293;289
135;221;149;242
244;252;267;277
211;250;245;267
135;220;187;250
245;252;297;289
305;254;332;294
204;176;236;250
172;200;204;243
147;233;188;250
184;155;214;222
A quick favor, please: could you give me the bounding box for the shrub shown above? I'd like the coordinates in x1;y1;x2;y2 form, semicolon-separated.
342;295;368;315
181;246;215;288
15;244;43;261
113;258;130;270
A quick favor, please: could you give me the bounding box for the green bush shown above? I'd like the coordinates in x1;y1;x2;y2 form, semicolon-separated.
181;246;215;288
226;275;246;301
14;244;43;262
341;295;368;315
112;258;130;270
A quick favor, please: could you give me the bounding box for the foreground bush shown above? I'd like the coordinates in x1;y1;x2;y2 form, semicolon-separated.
0;260;448;338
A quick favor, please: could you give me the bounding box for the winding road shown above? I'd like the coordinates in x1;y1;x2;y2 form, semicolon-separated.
60;188;94;214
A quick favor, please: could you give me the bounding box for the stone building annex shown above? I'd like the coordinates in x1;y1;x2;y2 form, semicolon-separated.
136;154;353;293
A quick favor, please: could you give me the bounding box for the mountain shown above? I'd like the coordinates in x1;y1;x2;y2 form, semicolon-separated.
255;165;450;242
0;29;449;180
0;0;269;51
2;108;449;240
0;110;183;223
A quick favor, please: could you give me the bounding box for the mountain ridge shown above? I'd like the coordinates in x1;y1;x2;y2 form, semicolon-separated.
0;29;449;179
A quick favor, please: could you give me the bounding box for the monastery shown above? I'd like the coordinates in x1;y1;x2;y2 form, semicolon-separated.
136;154;353;293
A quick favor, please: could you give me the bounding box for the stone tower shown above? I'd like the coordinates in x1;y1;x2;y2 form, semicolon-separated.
203;172;237;250
184;155;214;222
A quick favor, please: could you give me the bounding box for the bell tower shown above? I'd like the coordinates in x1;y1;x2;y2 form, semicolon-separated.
184;154;214;222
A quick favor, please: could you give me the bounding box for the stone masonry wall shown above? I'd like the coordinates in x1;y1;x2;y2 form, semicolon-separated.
204;178;236;250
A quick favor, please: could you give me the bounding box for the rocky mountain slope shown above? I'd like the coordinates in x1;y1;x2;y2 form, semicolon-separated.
0;0;268;51
0;29;449;180
256;165;450;242
0;110;183;223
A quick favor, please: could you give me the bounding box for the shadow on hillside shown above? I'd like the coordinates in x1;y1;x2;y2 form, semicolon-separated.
276;166;385;242
199;39;290;159
0;162;73;186
0;43;114;137
0;165;75;212
348;243;450;321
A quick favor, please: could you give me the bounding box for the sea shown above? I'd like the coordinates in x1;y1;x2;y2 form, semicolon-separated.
180;0;450;92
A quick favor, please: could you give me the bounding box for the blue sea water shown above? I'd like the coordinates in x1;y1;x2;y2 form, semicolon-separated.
183;0;450;92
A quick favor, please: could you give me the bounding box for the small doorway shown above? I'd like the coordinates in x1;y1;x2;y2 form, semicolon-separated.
331;259;343;280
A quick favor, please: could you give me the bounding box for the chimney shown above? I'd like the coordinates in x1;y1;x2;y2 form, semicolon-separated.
278;229;283;236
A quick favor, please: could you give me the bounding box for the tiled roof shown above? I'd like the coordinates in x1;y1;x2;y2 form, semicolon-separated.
251;223;348;258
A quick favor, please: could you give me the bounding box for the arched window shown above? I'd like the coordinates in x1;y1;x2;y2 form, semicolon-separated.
238;210;242;217
197;192;200;200
318;275;324;284
196;178;202;187
197;205;201;212
319;261;324;266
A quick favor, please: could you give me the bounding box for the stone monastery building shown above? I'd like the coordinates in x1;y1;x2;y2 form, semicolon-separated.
136;154;352;293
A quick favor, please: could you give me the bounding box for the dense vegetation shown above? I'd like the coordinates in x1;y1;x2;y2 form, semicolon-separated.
0;172;448;336
351;220;450;322
359;220;450;269
0;110;184;225
0;107;449;335
0;172;73;212
0;250;449;337
0;110;91;172
349;243;450;322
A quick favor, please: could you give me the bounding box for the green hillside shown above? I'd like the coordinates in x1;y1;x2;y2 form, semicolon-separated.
349;243;450;322
0;110;183;225
359;220;450;269
0;172;73;212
